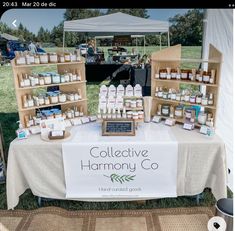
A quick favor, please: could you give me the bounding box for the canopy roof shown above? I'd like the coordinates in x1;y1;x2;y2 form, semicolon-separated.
0;33;19;41
64;12;169;35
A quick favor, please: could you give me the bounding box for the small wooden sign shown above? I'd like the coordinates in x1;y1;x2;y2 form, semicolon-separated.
102;119;135;136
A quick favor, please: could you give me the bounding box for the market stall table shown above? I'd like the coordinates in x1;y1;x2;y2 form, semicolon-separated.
7;122;227;209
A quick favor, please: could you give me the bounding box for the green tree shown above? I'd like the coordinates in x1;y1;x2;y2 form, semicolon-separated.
64;9;103;20
169;9;203;46
51;23;64;46
62;9;104;47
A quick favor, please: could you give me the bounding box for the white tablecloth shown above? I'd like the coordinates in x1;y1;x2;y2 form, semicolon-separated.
7;122;227;209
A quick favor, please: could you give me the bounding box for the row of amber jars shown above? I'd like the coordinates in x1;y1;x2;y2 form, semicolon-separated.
159;69;213;84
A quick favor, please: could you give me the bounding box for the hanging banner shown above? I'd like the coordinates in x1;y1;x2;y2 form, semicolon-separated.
62;142;178;199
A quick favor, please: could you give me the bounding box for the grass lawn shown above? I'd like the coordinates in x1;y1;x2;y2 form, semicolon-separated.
0;46;231;210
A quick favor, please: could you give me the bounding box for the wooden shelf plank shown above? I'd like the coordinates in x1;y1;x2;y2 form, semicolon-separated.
16;81;87;90
19;99;87;112
153;97;216;109
13;61;84;68
153;78;218;87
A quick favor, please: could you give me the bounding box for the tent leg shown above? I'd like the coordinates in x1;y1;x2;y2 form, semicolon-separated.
144;36;146;54
167;30;170;47
160;34;162;50
62;31;65;52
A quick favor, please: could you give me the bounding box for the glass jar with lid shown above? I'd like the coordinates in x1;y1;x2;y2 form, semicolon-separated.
198;112;207;125
176;93;181;101
175;105;183;118
181;69;188;80
49;53;58;63
171;69;177;79
208;93;214;105
162;92;168;99
184;94;190;102
189;95;196;104
203;71;210;83
161;104;170;116
39;53;48;64
52;74;61;84
64;52;71;62
44;73;52;85
159;69;167;79
201;96;208;106
184;109;192;119
59;54;65;63
196;94;202;104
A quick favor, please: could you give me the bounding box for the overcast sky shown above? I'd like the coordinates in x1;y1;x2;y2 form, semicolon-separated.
1;9;190;34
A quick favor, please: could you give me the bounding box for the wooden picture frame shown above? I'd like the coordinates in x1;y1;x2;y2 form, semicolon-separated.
102;119;135;136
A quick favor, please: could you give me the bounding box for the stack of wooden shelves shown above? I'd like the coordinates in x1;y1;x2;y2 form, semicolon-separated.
151;44;222;127
12;60;88;128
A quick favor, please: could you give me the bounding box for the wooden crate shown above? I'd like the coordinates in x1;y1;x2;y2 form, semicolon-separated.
151;44;222;127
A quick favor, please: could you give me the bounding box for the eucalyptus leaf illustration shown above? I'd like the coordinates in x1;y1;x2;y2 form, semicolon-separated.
104;174;136;184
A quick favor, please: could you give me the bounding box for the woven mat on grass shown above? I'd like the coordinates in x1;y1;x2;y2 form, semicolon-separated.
0;206;215;231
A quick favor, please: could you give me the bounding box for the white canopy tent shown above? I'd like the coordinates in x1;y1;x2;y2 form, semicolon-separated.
202;9;233;190
63;12;170;49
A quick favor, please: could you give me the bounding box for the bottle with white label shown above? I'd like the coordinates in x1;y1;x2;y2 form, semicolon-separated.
122;107;127;118
111;108;116;119
117;108;121;119
97;107;101;119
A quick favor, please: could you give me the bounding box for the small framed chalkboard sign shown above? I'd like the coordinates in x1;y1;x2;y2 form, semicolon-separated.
102;119;135;136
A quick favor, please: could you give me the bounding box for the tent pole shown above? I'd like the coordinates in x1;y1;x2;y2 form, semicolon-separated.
62;31;65;52
160;34;162;50
167;30;170;47
144;36;146;54
95;37;96;53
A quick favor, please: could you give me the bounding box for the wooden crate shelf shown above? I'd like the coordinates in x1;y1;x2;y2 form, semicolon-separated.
151;44;222;126
153;97;216;109
153;79;218;87
16;80;87;90
11;59;88;127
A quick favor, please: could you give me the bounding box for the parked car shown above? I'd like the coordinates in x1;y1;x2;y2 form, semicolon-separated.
76;43;88;56
0;40;45;61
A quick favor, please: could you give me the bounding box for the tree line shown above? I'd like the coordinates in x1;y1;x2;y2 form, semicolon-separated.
0;9;203;47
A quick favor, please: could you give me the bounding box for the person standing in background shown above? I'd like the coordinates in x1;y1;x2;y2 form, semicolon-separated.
28;41;37;54
87;40;96;63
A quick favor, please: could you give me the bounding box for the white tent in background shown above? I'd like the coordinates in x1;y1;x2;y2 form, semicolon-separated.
63;12;170;49
202;9;233;190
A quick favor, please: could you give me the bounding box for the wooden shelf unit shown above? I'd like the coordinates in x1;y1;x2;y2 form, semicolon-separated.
151;44;222;126
12;60;88;127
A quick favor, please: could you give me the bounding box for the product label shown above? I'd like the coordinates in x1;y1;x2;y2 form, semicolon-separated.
181;73;187;79
158;92;163;97
176;74;181;79
160;73;167;78
203;75;210;82
162;109;169;115
175;111;182;117
171;73;177;78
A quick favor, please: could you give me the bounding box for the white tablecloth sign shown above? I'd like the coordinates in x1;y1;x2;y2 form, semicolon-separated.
62;141;178;199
